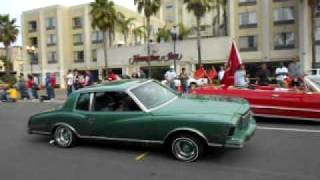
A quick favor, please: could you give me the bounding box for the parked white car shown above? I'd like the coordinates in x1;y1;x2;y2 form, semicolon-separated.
161;77;208;88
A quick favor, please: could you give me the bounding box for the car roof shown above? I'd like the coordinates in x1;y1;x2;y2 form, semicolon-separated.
76;79;150;93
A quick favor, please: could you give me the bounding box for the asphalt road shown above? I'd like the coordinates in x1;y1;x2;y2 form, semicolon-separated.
0;102;320;180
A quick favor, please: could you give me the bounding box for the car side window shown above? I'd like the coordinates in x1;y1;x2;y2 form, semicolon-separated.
93;91;141;112
76;93;91;111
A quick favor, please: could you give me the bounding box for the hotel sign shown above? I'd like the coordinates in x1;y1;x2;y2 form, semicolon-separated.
129;52;182;64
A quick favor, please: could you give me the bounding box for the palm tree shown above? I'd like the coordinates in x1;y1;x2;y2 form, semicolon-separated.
212;0;227;37
132;26;146;45
90;0;117;74
184;0;213;67
156;26;171;42
0;14;19;73
134;0;161;78
178;23;193;40
117;12;136;45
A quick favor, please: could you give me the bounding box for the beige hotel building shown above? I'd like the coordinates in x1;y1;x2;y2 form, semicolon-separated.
22;0;319;87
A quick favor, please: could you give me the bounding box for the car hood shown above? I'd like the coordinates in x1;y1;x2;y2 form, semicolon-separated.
151;95;249;116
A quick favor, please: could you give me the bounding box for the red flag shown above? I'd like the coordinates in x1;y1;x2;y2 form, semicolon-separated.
194;65;207;80
222;42;242;86
207;66;217;79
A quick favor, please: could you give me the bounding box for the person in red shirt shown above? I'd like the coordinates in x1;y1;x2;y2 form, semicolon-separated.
50;73;56;99
27;74;34;99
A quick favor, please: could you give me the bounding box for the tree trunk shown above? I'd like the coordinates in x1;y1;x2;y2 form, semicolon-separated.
146;17;151;78
124;32;128;45
5;45;10;73
311;3;316;68
196;17;202;67
223;0;228;36
108;30;113;48
103;31;109;77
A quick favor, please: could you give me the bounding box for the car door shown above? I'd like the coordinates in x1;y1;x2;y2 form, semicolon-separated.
84;91;153;140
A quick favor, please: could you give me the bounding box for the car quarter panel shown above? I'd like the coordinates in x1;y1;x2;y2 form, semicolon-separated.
29;111;92;136
149;114;238;145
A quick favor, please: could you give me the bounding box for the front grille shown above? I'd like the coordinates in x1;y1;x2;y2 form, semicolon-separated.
238;111;251;129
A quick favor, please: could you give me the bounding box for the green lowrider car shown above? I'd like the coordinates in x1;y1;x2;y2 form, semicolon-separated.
28;80;256;162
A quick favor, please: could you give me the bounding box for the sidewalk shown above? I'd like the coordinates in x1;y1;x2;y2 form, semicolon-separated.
38;88;67;101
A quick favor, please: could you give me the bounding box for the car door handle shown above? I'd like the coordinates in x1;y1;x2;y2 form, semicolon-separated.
271;94;279;98
87;117;95;122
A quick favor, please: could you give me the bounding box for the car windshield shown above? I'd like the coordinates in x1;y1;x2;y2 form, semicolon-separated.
130;81;177;110
306;76;320;93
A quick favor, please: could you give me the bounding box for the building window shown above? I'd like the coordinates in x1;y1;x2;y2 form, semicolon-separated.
46;17;56;30
73;51;84;63
73;34;83;46
29;37;38;47
72;17;83;29
239;0;256;6
239;12;257;28
47;34;57;46
28;21;37;32
274;32;295;50
273;7;294;25
91;31;104;43
47;51;57;64
239;36;257;51
92;49;97;62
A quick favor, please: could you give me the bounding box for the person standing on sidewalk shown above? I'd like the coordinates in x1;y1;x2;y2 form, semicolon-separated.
65;70;74;96
18;74;27;100
50;73;56;99
84;71;93;87
27;74;34;99
45;73;53;100
165;65;177;90
179;67;189;94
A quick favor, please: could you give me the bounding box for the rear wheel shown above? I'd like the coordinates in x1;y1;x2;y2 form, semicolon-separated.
53;126;77;148
170;134;204;162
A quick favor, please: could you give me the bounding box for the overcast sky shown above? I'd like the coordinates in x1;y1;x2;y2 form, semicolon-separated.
0;0;136;47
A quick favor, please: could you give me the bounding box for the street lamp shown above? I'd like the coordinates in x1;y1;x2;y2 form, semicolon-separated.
171;26;178;72
26;45;36;74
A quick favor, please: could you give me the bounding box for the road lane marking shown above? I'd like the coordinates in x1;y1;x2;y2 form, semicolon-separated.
257;126;320;133
135;152;148;161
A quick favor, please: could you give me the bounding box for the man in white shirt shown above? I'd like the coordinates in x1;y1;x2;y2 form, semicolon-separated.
275;63;288;87
165;65;177;90
66;70;74;96
218;66;225;81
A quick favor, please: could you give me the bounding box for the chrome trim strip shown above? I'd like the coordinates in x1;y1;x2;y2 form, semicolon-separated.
224;144;244;149
78;135;163;144
251;105;320;113
163;128;209;144
254;113;320;121
29;130;51;135
89;92;94;111
207;143;223;147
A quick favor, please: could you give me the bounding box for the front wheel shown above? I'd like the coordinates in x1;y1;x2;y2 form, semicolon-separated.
170;134;204;162
53;125;77;148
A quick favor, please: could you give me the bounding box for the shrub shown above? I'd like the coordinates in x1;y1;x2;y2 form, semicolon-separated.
0;73;17;86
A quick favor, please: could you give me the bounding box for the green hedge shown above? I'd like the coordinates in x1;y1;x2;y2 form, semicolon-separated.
0;73;17;86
